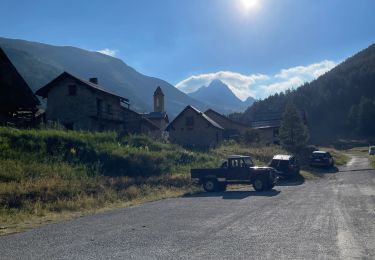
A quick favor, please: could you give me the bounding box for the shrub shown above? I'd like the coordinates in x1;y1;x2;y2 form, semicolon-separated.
242;129;260;144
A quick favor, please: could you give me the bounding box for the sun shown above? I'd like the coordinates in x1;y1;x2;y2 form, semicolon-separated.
241;0;260;11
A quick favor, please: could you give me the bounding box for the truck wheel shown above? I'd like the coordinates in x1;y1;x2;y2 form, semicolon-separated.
203;179;217;192
253;178;265;191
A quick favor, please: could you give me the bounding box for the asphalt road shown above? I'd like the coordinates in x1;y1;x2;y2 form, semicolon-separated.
1;155;374;260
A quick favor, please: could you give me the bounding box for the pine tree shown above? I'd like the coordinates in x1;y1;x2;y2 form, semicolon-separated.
358;97;375;135
279;101;309;151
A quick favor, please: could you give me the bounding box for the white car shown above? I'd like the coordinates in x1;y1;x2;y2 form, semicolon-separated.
369;146;375;155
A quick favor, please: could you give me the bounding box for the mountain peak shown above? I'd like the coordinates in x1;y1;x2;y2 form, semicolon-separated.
188;80;254;113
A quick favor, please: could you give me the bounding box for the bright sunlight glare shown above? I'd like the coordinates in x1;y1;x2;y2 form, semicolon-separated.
241;0;260;11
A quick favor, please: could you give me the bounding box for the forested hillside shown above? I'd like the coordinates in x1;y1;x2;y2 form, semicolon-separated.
0;37;211;117
239;43;375;142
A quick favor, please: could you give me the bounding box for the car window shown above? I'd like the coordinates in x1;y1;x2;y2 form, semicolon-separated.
270;160;279;167
279;160;289;167
243;157;254;167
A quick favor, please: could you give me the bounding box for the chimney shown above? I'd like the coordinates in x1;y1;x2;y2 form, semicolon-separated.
89;77;98;84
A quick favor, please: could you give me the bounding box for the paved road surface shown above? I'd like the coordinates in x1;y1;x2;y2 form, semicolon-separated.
1;155;374;259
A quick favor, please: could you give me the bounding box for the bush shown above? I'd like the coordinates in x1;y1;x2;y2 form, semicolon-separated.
242;129;260;144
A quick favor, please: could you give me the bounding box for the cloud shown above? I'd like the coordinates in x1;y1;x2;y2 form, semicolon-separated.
275;60;336;79
97;48;118;57
175;60;337;100
176;71;269;101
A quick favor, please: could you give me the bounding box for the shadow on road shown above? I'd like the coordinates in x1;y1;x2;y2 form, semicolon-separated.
308;166;339;174
277;174;305;186
184;189;281;200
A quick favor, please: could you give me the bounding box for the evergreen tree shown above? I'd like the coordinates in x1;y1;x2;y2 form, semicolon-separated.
358;97;375;135
279;102;309;151
347;104;359;130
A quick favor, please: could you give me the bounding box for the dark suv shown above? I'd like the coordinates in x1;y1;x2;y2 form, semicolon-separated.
269;155;300;179
310;151;334;168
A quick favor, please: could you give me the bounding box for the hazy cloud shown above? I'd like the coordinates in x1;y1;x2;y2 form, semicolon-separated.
176;60;337;100
97;48;118;57
175;71;269;101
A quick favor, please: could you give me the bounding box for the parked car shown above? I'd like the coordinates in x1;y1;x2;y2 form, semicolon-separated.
191;155;278;192
269;155;300;179
369;146;375;155
310;151;334;168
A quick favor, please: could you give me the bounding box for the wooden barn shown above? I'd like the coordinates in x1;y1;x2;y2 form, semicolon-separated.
0;47;40;126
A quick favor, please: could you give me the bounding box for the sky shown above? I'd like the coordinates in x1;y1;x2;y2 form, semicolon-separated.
1;0;375;100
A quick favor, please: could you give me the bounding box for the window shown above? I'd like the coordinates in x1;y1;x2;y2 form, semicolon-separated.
96;99;103;116
107;104;112;114
185;116;194;127
68;85;77;96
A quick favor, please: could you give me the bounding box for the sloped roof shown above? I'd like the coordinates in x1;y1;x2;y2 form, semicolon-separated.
250;119;281;129
35;71;129;102
145;111;169;122
166;105;223;131
141;117;160;130
0;47;40;111
205;109;250;127
122;107;160;130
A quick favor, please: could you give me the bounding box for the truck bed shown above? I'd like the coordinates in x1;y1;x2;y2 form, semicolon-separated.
191;168;227;179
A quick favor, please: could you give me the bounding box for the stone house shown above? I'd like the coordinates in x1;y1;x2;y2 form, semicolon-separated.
166;105;223;148
36;71;166;136
0;47;39;126
122;107;160;137
36;71;130;131
204;109;252;139
250;119;280;145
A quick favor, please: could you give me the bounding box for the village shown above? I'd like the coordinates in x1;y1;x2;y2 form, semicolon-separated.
0;47;280;148
1;0;375;258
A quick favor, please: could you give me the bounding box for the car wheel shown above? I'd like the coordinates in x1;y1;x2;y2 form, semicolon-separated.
203;179;217;192
253;178;265;191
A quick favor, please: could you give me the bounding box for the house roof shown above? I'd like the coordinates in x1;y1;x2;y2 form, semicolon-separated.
35;71;129;102
145;111;169;122
205;109;250;127
0;47;40;111
141;117;160;130
122;107;160;130
250;119;281;129
166;105;223;131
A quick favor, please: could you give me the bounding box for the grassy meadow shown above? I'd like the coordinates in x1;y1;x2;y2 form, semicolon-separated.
0;127;289;234
370;156;375;169
0;127;351;234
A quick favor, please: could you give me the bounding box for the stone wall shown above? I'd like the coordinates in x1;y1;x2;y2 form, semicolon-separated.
45;78;124;131
168;109;223;148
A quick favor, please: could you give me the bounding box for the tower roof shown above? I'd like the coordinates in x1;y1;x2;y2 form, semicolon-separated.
154;86;164;96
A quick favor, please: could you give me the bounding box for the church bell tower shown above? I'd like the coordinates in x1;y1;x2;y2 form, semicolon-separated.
153;86;164;112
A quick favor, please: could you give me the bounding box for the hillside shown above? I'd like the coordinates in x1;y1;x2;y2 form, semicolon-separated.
188;80;255;113
239;43;375;142
0;37;212;118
